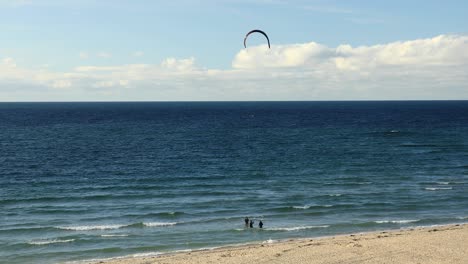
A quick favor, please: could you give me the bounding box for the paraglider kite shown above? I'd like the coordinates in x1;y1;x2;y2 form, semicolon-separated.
244;29;271;49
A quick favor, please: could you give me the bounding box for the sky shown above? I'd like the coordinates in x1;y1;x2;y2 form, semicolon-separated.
1;0;468;101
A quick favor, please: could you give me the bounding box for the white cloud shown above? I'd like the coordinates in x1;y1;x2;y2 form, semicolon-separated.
1;35;467;101
161;57;196;72
233;34;468;70
233;42;332;69
75;66;122;72
51;80;72;89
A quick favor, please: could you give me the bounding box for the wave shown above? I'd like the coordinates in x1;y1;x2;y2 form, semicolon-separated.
142;222;177;227
57;225;126;231
105;211;186;220
125;222;179;228
267;225;329;232
0;225;57;233
270;204;335;212
434;182;466;185
130;252;163;258
100;234;129;237
425;187;453;191
57;222;178;231
292;205;333;210
91;246;224;263
292;205;311;210
368;130;402;135
420;181;465;186
329;216;466;230
366;130;418;138
375;219;420;224
167;211;183;216
28;239;75;245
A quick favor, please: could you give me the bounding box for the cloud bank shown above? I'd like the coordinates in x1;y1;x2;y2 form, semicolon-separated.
1;34;467;101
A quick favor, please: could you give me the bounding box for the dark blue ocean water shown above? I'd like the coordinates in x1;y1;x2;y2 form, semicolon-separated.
1;101;467;263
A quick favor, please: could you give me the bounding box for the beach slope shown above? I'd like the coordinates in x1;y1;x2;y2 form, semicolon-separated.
95;224;467;264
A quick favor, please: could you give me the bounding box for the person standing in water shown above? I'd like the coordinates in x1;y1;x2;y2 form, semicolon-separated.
244;217;249;226
249;219;254;228
259;220;263;228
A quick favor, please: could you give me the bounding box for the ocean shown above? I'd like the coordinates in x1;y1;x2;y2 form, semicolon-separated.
1;101;467;263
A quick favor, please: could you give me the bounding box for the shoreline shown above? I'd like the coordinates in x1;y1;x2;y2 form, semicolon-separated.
89;223;467;264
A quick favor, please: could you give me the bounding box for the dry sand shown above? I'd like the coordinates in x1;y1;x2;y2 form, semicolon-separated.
93;224;467;264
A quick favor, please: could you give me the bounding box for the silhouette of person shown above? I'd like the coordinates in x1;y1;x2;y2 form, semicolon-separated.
259;220;263;228
249;220;254;228
244;217;249;226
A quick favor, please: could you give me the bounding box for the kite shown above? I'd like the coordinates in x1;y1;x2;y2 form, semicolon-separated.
244;29;271;49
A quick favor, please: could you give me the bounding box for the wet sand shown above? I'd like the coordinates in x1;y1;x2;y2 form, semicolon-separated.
92;224;467;264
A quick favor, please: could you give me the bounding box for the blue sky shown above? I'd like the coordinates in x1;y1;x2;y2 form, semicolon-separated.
1;0;468;101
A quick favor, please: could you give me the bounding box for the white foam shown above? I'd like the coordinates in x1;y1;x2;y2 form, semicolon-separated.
375;220;419;224
131;252;163;258
267;225;329;231
328;194;342;197
58;225;125;231
100;234;129;237
425;187;453;191
28;239;75;245
262;239;276;244
143;222;177;227
292;205;310;209
436;182;450;185
193;247;220;251
293;204;332;209
72;252;162;264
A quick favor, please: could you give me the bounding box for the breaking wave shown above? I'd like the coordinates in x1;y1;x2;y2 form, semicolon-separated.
57;222;178;231
28;239;75;245
375;220;420;224
57;225;126;231
425;187;453;191
267;225;329;231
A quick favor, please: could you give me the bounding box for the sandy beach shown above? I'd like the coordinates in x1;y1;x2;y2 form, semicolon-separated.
92;224;467;264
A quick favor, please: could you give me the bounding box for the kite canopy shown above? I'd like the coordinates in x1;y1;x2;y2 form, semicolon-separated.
244;29;270;49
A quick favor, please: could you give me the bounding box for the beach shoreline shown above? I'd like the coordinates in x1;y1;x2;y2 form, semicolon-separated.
88;223;467;264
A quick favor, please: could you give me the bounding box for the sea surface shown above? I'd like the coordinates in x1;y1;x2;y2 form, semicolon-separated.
1;101;467;264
